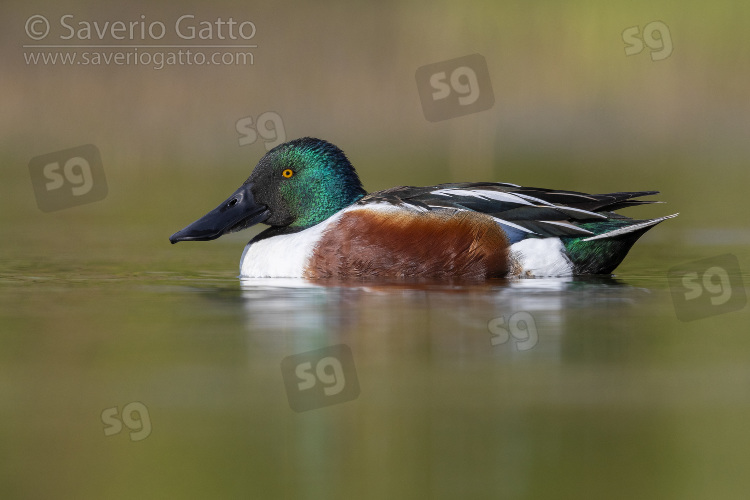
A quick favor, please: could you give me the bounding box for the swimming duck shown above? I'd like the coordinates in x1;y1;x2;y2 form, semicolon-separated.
170;137;676;279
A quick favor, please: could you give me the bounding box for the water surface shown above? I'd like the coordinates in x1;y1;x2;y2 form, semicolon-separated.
2;246;749;499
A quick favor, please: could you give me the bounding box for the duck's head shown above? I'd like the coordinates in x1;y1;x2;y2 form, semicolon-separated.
170;137;367;243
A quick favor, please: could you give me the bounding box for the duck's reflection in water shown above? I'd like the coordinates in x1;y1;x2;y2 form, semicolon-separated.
238;276;642;362
236;276;661;498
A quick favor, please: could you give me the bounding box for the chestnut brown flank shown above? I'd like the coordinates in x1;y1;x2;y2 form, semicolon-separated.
304;209;511;279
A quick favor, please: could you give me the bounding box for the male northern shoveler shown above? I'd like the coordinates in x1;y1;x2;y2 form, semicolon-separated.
170;137;677;279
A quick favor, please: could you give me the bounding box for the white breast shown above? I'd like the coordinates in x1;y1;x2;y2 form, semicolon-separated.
240;219;334;277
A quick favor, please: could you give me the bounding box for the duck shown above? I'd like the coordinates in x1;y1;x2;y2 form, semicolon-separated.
169;137;677;279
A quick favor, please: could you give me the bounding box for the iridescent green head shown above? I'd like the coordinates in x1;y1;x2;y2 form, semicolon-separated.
247;137;367;228
169;138;367;244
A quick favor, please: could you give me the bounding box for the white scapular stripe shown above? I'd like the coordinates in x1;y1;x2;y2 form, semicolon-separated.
539;220;594;234
555;206;607;219
490;216;537;234
431;188;534;205
581;214;678;241
511;192;556;206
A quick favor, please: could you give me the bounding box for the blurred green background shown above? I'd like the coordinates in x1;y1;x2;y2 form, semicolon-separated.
2;1;750;499
3;0;750;234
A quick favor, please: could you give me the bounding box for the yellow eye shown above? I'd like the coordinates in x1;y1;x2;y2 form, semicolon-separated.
282;169;294;178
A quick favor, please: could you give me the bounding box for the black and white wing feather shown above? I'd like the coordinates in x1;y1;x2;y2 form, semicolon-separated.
359;182;661;241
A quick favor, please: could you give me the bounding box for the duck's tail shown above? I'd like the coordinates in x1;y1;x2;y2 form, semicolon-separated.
562;214;678;274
